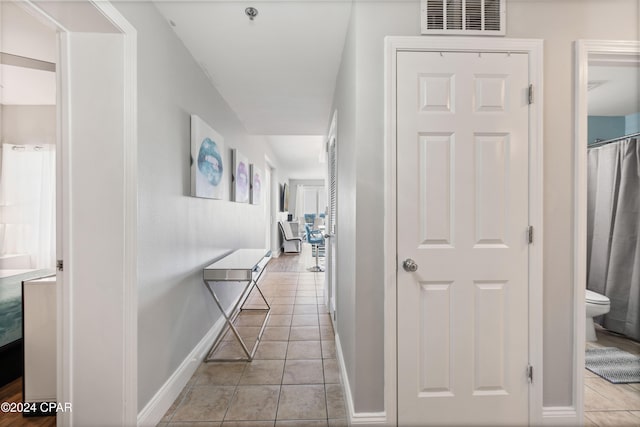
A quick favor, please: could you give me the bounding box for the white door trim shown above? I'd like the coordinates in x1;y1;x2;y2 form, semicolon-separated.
23;1;138;424
573;39;640;425
384;36;544;426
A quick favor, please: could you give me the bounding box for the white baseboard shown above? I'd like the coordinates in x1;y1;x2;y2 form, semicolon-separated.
137;316;225;426
335;334;388;426
542;406;579;426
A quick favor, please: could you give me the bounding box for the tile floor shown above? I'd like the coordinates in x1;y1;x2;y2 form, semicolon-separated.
158;249;345;427
584;325;640;426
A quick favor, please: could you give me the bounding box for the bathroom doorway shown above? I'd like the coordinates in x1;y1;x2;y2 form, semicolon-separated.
0;0;57;390
574;40;640;424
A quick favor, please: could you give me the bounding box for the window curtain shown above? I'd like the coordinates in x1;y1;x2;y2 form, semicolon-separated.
294;185;305;220
0;144;56;269
587;137;640;340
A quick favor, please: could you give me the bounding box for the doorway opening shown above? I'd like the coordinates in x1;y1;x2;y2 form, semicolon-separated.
0;1;57;399
574;40;640;424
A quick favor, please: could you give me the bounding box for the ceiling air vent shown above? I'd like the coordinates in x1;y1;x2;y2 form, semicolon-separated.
421;0;506;36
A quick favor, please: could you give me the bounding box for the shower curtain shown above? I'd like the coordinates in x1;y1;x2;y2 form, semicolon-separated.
0;144;56;269
587;136;640;341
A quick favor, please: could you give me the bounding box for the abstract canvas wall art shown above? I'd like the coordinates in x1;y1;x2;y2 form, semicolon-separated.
250;165;262;205
232;149;250;203
190;115;226;199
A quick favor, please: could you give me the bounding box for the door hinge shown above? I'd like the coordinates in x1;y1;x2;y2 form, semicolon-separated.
527;226;534;244
56;259;64;271
527;365;534;383
528;84;534;104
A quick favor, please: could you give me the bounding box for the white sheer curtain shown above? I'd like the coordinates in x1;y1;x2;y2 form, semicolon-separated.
294;185;305;220
0;144;56;269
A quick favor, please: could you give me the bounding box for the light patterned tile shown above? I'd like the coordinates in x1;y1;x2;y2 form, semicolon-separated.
286;341;322;360
267;315;293;327
277;385;326;420
283;360;324;384
172;386;235;422
323;359;340;384
291;315;319;327
290;326;320;341
319;325;334;341
224;385;280;421
271;305;294;315
222;421;275;427
239;360;285;385
321;341;336;359
293;305;318;315
276;420;328;427
168;422;222;427
223;327;261;341
195;362;246;386
236;314;268;327
262;327;290;341
325;384;346;419
254;342;288;360
161;385;190;422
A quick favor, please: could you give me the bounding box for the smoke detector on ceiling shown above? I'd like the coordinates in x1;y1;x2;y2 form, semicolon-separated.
421;0;505;36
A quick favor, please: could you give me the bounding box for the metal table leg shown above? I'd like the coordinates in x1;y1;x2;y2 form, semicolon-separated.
203;277;271;362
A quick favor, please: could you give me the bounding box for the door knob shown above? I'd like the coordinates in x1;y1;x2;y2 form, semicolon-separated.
403;258;418;272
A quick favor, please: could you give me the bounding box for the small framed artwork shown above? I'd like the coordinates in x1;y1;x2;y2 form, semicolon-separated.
250;164;262;205
283;183;289;212
232;149;250;203
190;115;226;199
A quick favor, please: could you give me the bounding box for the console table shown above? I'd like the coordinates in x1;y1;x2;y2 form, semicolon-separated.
202;249;271;362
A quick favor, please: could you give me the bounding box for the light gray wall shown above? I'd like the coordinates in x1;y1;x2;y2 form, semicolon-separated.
330;4;357;411
330;0;640;413
114;2;286;409
1;106;56;145
508;0;639;406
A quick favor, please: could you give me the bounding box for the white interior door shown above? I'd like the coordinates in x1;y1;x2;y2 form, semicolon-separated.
396;50;531;425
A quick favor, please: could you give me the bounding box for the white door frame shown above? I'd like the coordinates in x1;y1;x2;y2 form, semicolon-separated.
326;110;338;317
24;1;138;425
384;36;544;426
573;39;640;423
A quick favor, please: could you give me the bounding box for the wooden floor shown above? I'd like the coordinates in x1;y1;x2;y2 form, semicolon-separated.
0;378;56;427
584;325;640;426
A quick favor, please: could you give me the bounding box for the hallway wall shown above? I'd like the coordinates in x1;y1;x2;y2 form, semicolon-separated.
331;0;640;415
114;2;287;409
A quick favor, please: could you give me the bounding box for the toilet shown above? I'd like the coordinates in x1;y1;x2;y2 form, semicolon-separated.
586;289;610;341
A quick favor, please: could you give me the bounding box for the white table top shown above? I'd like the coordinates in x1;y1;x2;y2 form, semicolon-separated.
203;249;270;281
204;249;269;271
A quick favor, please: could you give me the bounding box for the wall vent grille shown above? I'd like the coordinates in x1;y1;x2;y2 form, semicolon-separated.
421;0;505;36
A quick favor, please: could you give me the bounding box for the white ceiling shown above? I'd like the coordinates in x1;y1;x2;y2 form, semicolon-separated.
1;1;57;105
155;1;351;180
588;64;640;116
265;135;326;179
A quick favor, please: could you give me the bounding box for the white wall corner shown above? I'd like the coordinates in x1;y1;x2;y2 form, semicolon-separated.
542;406;580;426
335;334;388;426
137;317;225;427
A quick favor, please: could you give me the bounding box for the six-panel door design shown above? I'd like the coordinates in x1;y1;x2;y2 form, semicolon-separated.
396;51;531;425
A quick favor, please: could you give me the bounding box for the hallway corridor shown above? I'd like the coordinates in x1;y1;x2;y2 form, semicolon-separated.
158;249;345;426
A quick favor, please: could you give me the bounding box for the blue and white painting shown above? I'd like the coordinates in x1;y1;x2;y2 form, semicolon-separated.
232;149;250;203
191;115;226;199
